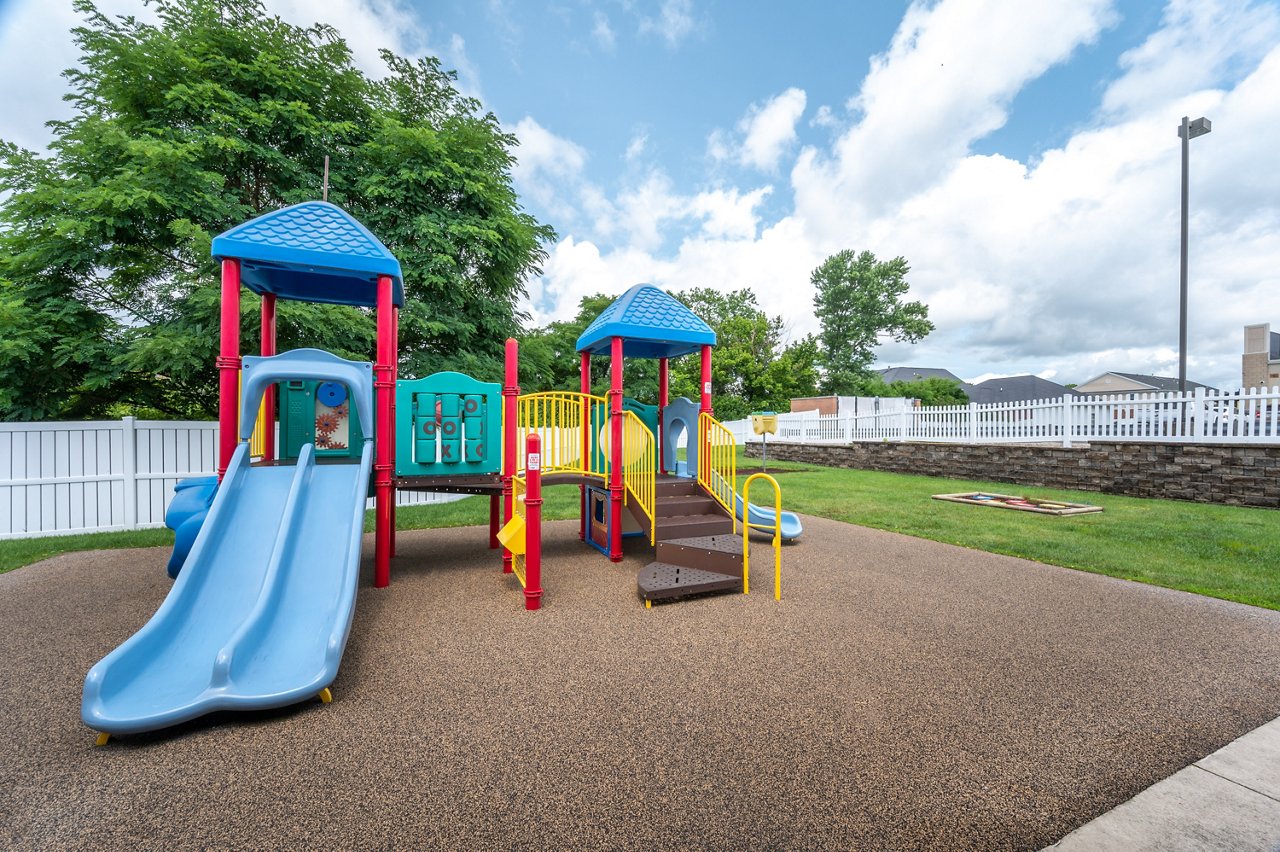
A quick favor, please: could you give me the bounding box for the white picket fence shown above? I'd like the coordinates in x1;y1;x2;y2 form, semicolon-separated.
721;387;1280;448
0;418;462;540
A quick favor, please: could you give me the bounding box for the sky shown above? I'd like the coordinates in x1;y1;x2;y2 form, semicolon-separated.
1;0;1279;389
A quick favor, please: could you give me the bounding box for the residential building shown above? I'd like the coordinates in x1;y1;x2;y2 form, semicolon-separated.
1243;323;1280;388
876;366;964;384
1074;372;1216;395
963;375;1076;405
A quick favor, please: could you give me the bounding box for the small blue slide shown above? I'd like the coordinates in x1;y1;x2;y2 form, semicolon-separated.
83;350;374;736
734;491;803;541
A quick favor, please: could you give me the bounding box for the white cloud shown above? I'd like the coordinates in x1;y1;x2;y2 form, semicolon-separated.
1101;0;1280;116
624;133;648;162
689;187;772;240
639;0;697;47
592;11;616;50
511;117;593;226
0;0;468;152
708;88;808;173
794;0;1117;229
811;105;838;129
739;88;808;172
524;0;1280;390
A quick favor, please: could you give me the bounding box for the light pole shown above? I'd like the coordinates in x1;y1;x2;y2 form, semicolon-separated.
1177;115;1211;393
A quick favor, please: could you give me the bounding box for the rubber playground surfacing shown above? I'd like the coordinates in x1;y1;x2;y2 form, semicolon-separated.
4;516;1280;850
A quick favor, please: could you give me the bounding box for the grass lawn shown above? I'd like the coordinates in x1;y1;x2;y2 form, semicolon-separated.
733;450;1280;611
3;450;1278;611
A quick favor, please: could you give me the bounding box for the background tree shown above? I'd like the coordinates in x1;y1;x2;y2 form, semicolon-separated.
518;288;819;421
849;376;969;406
669;288;818;420
0;0;552;420
811;249;934;395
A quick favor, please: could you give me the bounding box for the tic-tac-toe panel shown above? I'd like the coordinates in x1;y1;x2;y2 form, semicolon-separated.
396;372;501;477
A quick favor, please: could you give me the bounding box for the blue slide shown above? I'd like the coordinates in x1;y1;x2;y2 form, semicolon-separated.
83;350;375;736
734;491;803;541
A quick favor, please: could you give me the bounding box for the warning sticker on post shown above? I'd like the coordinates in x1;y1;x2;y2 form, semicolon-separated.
703;381;712;394
527;453;541;471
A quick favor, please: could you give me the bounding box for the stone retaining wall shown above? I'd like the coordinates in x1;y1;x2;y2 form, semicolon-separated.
745;441;1280;508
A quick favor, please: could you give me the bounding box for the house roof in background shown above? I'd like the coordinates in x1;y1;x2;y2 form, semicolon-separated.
964;375;1075;405
1079;371;1217;392
877;366;962;384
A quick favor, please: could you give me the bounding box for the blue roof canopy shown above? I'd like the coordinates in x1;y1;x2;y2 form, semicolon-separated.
211;201;404;308
576;284;716;358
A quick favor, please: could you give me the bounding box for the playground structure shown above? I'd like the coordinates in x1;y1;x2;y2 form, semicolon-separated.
82;201;801;741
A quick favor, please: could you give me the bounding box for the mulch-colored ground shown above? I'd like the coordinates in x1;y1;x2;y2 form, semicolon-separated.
3;515;1280;850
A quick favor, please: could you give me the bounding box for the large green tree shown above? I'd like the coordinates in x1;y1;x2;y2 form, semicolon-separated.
811;250;933;395
670;288;818;421
0;0;552;420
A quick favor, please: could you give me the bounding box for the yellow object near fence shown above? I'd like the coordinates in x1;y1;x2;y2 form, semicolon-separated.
741;473;784;600
504;475;528;587
697;412;737;534
620;411;655;543
516;391;608;480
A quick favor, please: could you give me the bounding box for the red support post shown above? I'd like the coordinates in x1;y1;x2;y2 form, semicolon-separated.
524;433;543;611
579;351;590;541
609;336;624;562
260;293;276;462
373;275;395;588
658;356;669;473
699;344;713;416
217;259;242;482
501;338;519;573
390;305;399;558
489;493;500;548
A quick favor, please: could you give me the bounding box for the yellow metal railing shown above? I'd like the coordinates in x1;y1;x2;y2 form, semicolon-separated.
620;410;655;544
698;412;737;534
516;391;608;480
741;473;783;600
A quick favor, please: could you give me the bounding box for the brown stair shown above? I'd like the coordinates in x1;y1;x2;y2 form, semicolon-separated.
636;477;741;604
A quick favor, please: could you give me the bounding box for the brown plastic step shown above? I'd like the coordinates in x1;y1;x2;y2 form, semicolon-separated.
655;477;702;497
654;513;733;541
637;561;743;602
655;494;719;516
656;534;743;577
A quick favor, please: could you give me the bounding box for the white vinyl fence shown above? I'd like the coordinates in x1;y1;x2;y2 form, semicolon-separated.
722;387;1280;448
0;418;462;540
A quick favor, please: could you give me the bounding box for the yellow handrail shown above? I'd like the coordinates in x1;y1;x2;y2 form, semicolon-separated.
620;410;656;544
741;473;783;600
516;391;608;480
697;412;737;534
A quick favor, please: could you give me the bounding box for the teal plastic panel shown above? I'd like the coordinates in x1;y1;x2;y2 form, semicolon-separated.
277;379;366;461
396;372;501;477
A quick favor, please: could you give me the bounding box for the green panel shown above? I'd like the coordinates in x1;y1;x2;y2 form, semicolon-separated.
413;392;438;465
622;397;659;437
396;372;501;476
277;380;366;461
622;397;659;473
439;394;461;464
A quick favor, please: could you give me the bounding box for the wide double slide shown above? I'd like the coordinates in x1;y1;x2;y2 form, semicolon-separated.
83;350;374;736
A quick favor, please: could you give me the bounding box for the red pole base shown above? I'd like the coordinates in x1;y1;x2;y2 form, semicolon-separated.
523;590;543;611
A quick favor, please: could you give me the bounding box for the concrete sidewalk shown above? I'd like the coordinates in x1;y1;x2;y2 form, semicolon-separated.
1049;716;1280;851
